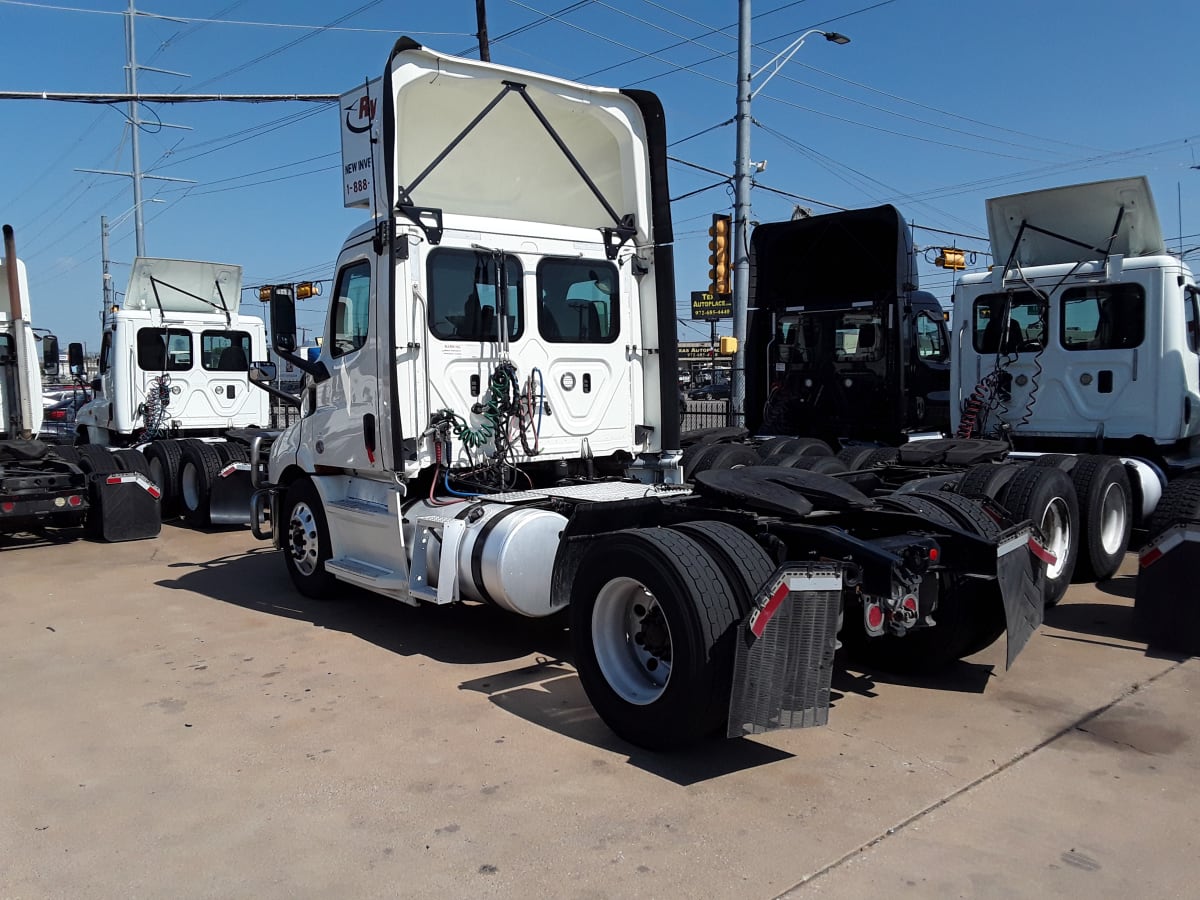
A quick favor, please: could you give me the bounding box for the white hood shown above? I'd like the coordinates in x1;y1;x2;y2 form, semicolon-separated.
123;257;243;317
986;176;1164;268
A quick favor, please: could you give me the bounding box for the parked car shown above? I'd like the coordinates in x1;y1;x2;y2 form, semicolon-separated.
38;391;90;443
688;382;731;400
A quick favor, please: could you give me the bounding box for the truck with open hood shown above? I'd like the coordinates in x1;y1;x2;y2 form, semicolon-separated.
247;39;1049;750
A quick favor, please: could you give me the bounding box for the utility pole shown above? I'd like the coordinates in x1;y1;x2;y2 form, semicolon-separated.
124;0;145;257
476;0;491;62
730;0;752;426
101;216;113;318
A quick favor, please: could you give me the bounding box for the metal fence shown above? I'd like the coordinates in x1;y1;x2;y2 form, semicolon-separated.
681;399;731;433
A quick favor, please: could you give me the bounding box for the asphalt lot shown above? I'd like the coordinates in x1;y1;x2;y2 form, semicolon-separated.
2;524;1197;899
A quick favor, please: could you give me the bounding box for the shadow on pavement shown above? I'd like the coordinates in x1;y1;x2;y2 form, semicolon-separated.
156;545;571;667
833;655;995;698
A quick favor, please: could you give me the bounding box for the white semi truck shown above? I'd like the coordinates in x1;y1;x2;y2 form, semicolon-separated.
1;224;160;542
249;39;1048;750
71;258;271;526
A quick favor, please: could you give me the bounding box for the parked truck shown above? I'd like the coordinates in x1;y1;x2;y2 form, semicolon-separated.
247;39;1049;751
690;178;1200;607
70;257;271;526
1;224;160;542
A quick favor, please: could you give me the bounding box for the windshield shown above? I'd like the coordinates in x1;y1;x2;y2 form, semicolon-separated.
775;306;885;368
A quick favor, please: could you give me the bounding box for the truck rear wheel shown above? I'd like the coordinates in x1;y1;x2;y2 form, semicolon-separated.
837;446;882;471
999;465;1079;607
76;445;118;474
111;448;151;477
687;443;760;479
1070;455;1132;581
180;440;223;527
669;520;775;614
787;455;848;475
282;478;338;599
759;437;832;464
1146;475;1200;540
569;528;741;750
957;463;1017;500
143;440;184;516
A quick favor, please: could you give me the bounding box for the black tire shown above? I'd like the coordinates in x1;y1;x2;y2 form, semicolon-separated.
788;455;849;475
837;446;881;471
861;447;899;468
179;440;223;527
687;442;761;479
1030;453;1078;473
998;465;1079;607
76;445;119;474
1070;455;1132;581
760;437;832;464
214;440;250;464
569;528;742;750
281;477;339;599
111;448;151;477
143;440;184;516
670;520;775;615
848;492;1006;670
1146;475;1200;540
51;445;82;465
896;473;961;495
957;463;1017;500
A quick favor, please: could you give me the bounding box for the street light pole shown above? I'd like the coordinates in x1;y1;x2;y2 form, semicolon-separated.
730;0;753;427
729;15;850;427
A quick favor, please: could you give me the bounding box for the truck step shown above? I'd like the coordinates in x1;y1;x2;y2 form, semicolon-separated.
324;557;410;601
326;497;391;521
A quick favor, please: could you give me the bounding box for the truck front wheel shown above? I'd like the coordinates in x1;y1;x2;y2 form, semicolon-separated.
282;478;338;599
569;528;740;750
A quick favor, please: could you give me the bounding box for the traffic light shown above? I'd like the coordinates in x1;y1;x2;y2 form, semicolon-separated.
718;336;738;356
708;214;732;296
935;247;966;271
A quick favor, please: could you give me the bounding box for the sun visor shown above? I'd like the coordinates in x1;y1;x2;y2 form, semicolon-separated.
123;258;243;316
750;205;915;310
986;177;1164;267
385;42;652;242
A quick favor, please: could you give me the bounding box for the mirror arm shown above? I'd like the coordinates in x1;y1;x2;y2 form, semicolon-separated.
248;371;303;408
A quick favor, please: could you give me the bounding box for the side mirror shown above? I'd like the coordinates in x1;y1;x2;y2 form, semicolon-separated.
249;360;277;383
269;287;298;353
42;334;60;378
68;341;85;377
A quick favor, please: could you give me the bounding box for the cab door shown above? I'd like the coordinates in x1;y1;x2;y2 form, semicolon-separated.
308;246;384;473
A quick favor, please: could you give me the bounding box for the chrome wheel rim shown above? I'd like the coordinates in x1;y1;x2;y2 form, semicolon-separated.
1042;497;1071;580
181;462;200;511
1098;482;1128;556
591;577;673;705
288;501;321;576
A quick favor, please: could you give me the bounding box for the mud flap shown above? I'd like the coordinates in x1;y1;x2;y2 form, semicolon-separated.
995;527;1045;668
208;462;253;526
727;565;843;738
1135;524;1200;655
86;472;161;542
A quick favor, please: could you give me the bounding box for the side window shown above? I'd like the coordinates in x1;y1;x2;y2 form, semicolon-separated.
137;328;192;371
99;330;112;374
201;331;251;371
537;258;619;343
428;249;523;342
329;261;372;358
915;312;948;361
1185;286;1199;354
1061;284;1144;351
973;291;1046;354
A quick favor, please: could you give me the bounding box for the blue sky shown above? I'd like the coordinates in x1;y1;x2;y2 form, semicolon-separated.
2;0;1197;349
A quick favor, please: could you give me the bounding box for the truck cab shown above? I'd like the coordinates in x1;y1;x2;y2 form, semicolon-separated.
75;257;270;446
951;177;1200;472
744;205;951;445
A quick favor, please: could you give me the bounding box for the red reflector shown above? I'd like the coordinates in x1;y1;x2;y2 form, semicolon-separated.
749;583;790;639
867;605;884;629
147;485;162;499
48;409;66;420
928;547;939;562
67;494;83;507
1028;537;1057;566
1;501;14;513
1139;547;1163;568
106;476;122;485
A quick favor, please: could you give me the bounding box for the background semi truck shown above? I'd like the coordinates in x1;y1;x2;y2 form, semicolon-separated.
686;178;1200;607
249;39;1048;751
1;224;160;542
70;258;270;526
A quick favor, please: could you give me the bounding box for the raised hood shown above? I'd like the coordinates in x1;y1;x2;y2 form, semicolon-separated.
123;257;243;317
750;204;916;310
987;176;1165;268
383;39;655;244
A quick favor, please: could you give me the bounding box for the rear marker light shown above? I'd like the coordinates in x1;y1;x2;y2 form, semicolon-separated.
67;495;83;507
1;502;13;513
928;547;939;562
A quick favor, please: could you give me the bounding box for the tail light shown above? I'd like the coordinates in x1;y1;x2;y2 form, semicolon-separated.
47;409;67;420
